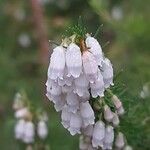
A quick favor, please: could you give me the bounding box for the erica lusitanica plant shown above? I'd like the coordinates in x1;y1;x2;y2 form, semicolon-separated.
46;18;132;150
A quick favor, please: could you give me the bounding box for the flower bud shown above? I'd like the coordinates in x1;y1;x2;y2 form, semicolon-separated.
92;121;105;148
112;95;122;109
112;113;120;127
115;132;125;149
104;105;114;122
117;106;125;116
15;107;29;119
82;125;93;137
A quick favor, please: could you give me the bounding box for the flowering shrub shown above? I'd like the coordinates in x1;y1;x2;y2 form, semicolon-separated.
46;22;132;150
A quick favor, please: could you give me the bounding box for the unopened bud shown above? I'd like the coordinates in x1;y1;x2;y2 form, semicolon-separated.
104;105;114;122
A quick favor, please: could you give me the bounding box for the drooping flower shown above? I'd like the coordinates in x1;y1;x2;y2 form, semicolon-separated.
112;113;120;127
37;120;48;139
112;95;122;109
82;51;98;83
80;102;95;127
92;121;105;148
23;121;35;144
103;125;114;150
90;69;104;98
48;46;66;80
85;35;103;66
15;119;25;140
66;43;82;78
68;113;82;135
101;58;114;88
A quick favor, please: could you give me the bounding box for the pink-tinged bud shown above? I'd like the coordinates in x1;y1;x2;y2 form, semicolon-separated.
104;105;114;122
117;106;125;116
115;132;125;149
37;121;48;139
79;136;89;150
92;121;105;148
112;95;122;109
112;113;120;127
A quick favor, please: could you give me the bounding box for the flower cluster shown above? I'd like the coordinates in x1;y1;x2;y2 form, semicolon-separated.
13;92;49;149
46;30;132;150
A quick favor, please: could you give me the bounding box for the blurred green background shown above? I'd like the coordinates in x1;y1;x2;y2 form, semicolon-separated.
0;0;149;150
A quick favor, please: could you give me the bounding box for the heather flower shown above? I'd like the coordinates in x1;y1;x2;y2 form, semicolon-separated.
68;113;82;135
90;69;104;98
101;58;113;88
15;119;25;140
37;121;48;139
112;113;120;127
66;43;82;78
15;107;29;119
92;121;105;148
117;105;125;116
82;125;93;137
23;121;35;144
80;102;95;127
82;51;98;83
48;46;66;80
85;35;103;66
103;125;114;150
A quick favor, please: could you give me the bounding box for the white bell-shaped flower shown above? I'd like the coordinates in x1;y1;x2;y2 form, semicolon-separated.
37;121;48;139
90;69;104;98
74;73;89;96
54;94;66;112
15;119;25;140
101;58;113;88
61;106;71;129
82;125;93;137
92;121;105;148
66;43;82;78
103;125;114;150
23;121;35;144
68;113;82;135
46;80;62;97
115;132;125;149
85;35;103;66
104;105;114;122
48;46;66;80
112;113;120;127
66;92;80;113
82;51;98;83
112;95;122;109
80;102;95;127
